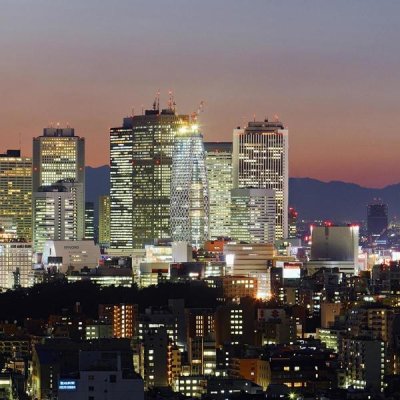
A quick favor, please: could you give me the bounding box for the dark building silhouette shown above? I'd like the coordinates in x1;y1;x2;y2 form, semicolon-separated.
367;200;388;239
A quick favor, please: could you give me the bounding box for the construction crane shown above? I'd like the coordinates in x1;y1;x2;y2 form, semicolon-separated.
191;100;205;122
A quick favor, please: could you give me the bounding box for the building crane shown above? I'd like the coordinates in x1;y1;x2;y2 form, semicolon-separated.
191;100;205;122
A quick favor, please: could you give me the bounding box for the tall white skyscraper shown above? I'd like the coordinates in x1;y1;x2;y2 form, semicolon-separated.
33;127;85;241
204;142;232;239
170;125;209;248
33;182;80;252
233;119;289;240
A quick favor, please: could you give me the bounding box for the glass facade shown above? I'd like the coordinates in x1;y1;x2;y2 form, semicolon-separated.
110;110;190;250
0;151;32;241
170;126;209;248
204;142;232;239
110;125;133;250
131;111;189;248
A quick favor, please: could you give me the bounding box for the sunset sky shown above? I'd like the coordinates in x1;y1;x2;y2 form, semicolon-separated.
0;1;399;187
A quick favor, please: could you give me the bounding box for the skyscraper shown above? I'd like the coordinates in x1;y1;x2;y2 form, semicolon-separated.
204;142;232;239
98;195;110;247
110;105;189;250
0;150;32;241
233;119;289;240
170;125;209;248
110;119;133;251
288;207;298;239
33;182;80;252
85;202;95;240
230;188;276;244
367;200;388;240
33;127;85;240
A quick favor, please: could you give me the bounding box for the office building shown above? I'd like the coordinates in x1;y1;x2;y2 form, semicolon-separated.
310;225;359;263
367;200;388;239
230;188;275;244
110;119;133;250
32;182;81;253
0;225;32;289
0;150;32;241
233;119;289;240
33;127;85;240
204;142;233;239
84;202;94;240
98;195;110;247
306;225;360;275
170;125;209;247
110;106;190;250
224;243;294;299
41;240;101;273
288;207;298;238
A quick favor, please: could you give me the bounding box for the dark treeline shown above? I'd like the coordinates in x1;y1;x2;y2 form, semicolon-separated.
0;281;221;323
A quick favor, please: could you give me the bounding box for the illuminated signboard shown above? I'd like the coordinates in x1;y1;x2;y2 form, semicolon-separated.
59;380;77;391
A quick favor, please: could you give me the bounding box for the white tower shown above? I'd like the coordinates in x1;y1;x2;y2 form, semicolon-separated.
233;119;289;240
170;125;209;248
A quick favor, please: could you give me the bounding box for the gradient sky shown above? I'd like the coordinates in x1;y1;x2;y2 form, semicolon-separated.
0;0;399;187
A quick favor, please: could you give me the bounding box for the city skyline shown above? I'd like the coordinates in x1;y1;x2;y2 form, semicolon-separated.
0;1;399;187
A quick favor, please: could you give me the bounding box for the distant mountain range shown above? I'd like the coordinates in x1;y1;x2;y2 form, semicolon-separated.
85;166;400;222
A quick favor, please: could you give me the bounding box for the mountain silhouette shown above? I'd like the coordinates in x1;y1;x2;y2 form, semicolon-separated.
85;166;400;222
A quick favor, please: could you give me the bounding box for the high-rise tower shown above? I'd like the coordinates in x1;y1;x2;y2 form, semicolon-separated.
367;200;388;240
33;182;79;252
170;125;209;248
0;150;32;241
110;105;190;250
233;119;289;240
204;142;232;239
33;127;85;241
98;195;110;248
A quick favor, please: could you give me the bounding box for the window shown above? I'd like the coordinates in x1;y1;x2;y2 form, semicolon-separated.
88;386;94;392
88;375;94;381
109;375;117;383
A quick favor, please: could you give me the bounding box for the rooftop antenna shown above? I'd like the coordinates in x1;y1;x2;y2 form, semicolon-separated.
141;104;144;115
18;132;21;152
253;113;256;122
274;114;279;122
